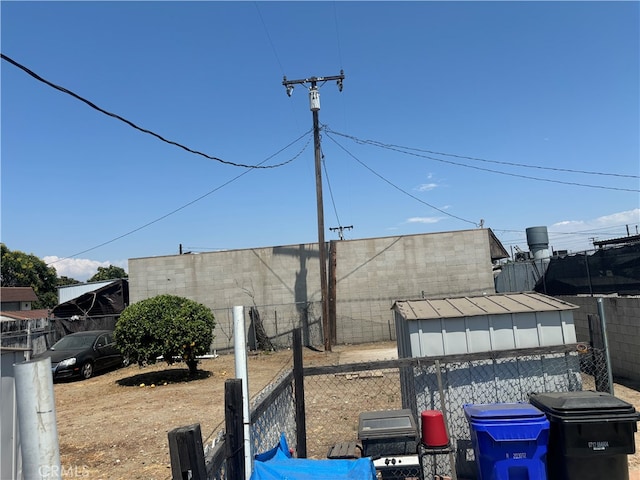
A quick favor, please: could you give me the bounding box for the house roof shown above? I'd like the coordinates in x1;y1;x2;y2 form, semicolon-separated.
0;287;38;303
392;292;578;320
1;309;50;321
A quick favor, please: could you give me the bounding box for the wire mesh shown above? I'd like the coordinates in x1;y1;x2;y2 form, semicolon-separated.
302;347;584;480
203;432;227;480
203;344;608;479
211;301;324;352
304;367;403;459
410;352;581;478
200;370;297;480
578;344;612;393
250;372;298;458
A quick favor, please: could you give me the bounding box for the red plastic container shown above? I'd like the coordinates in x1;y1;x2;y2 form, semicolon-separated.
421;410;449;447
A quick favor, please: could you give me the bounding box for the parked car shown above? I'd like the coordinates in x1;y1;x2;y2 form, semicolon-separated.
34;330;127;380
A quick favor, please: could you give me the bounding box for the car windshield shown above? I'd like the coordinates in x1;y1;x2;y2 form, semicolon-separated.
51;334;96;350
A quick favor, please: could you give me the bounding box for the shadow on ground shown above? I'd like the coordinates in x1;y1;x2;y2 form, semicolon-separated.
615;376;640;393
117;368;212;386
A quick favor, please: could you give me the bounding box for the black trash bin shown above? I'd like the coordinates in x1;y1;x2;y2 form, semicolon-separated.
529;391;640;480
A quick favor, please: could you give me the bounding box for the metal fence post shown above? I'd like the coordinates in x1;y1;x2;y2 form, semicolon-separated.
597;298;614;395
14;357;61;480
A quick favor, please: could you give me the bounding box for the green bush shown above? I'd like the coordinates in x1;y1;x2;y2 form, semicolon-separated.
115;294;215;375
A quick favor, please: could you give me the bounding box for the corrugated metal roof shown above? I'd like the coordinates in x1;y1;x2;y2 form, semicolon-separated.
58;280;118;304
392;292;578;320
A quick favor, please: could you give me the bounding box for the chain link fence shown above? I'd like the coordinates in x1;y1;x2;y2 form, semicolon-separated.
201;369;298;479
577;343;612;393
249;370;297;458
577;313;615;394
184;340;612;479
211;302;324;352
302;345;583;479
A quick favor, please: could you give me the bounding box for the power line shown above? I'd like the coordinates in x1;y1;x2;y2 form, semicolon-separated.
325;127;639;192
328;129;638;179
254;2;286;75
320;144;345;231
324;130;479;227
1;53;295;169
47;131;313;265
326;128;639;179
332;1;344;70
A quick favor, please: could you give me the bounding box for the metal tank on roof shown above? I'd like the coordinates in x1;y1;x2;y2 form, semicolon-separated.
495;226;552;293
526;226;550;260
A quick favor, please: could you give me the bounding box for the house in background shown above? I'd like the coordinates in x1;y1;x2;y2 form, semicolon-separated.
0;287;49;322
1;287;50;353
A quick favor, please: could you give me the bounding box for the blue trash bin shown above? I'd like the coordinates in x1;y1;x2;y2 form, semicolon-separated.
464;403;550;480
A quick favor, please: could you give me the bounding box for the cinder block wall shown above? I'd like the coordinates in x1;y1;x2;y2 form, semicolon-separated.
129;229;497;350
333;230;496;344
557;295;640;383
129;244;325;350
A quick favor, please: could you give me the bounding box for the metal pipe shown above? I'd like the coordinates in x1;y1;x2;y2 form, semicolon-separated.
597;298;614;395
233;305;252;479
14;356;61;479
434;360;457;480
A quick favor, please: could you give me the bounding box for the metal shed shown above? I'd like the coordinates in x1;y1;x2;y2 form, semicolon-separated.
392;292;578;358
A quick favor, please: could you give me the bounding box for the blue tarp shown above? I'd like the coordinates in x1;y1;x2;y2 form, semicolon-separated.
250;434;376;480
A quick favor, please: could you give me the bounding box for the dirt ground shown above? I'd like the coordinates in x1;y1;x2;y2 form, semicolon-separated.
52;342;640;480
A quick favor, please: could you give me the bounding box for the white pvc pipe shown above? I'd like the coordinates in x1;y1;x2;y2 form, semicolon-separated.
233;305;252;480
14;356;61;480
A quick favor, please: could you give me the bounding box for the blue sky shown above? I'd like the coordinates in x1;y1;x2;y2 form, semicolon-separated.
2;1;639;281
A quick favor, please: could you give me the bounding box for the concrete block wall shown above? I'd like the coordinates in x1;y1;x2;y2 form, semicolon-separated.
129;229;498;350
129;243;325;351
558;295;640;383
333;230;496;344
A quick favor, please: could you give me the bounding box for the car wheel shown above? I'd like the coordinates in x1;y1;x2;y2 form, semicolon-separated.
80;361;94;379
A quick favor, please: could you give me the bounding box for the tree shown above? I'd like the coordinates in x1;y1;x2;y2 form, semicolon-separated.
114;294;215;375
58;276;81;286
1;243;59;309
88;265;128;282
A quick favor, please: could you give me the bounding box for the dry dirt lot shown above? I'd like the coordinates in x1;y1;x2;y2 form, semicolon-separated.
52;342;640;480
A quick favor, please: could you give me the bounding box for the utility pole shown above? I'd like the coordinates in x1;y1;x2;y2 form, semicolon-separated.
330;225;353;241
283;71;344;352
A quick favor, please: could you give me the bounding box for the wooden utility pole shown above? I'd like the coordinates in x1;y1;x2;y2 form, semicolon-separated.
283;71;344;352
